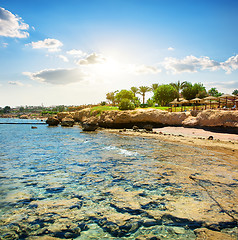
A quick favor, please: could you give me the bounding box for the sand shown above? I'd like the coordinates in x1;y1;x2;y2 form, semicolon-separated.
104;127;238;159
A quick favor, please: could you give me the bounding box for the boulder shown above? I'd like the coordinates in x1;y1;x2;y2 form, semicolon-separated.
81;123;98;131
196;110;238;127
143;124;153;131
46;117;60;126
57;112;73;121
61;117;74;127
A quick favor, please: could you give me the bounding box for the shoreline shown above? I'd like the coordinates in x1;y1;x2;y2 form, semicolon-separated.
103;127;238;158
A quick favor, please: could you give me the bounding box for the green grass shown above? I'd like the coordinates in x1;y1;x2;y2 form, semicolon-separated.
90;105;207;114
90;106;119;111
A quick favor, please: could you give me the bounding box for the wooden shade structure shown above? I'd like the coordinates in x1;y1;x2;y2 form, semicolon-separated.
203;96;218;109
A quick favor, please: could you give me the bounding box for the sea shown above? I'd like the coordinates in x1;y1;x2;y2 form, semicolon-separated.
0;118;237;239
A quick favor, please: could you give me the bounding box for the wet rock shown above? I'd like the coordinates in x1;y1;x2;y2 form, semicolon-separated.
81;123;98;131
208;135;213;140
61;117;74;127
194;228;235;240
133;125;139;131
136;235;161;240
46;117;60;126
143;124;153;131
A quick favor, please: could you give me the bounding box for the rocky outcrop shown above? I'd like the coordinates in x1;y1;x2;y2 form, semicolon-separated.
61;117;74;127
46;116;60;126
57;112;74;122
196;110;238;128
73;109;190;129
47;109;238;130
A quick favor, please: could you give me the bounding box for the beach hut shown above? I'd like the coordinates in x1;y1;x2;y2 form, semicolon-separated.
219;94;238;108
169;99;180;112
190;98;203;110
179;99;189;112
203;96;218;109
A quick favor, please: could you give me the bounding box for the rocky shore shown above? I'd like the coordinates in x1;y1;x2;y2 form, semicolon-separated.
46;108;238;132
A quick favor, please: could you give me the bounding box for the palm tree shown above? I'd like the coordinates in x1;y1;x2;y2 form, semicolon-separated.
170;80;187;101
130;87;139;97
151;83;159;92
138;86;151;104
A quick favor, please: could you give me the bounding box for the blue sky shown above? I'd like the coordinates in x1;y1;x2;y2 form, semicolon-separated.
0;0;238;107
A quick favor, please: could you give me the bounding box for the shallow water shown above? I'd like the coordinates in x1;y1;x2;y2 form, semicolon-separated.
0;119;237;239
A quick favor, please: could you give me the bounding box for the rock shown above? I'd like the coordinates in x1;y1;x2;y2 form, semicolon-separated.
196;110;238;128
208;136;213;140
19;114;29;119
194;228;235;240
182;116;198;127
57;112;73;121
144;124;153;131
133;125;139;131
46;117;60;126
81;123;98;131
61;117;74;127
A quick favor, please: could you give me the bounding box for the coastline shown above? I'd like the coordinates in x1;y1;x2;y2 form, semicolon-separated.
103;126;238;158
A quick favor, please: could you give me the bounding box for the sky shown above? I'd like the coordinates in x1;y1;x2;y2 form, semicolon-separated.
0;0;238;107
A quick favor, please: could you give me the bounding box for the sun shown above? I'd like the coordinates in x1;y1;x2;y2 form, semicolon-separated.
93;57;123;76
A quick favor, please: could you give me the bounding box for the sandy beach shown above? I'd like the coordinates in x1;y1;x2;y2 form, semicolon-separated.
105;126;238;159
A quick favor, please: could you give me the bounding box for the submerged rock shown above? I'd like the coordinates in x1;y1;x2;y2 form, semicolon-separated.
194;228;235;240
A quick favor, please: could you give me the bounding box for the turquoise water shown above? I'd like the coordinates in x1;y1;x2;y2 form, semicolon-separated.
0;119;237;239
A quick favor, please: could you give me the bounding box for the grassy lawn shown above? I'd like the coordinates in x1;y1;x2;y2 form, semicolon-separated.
90;105;209;112
90;105;170;112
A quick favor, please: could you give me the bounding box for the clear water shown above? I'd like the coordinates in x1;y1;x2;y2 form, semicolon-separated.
0;119;237;239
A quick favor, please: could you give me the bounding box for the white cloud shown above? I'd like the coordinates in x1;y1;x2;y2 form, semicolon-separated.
168;47;175;51
130;64;162;75
77;53;106;65
0;7;29;38
66;49;86;57
23;68;87;85
58;55;69;62
8;81;24;86
222;55;238;74
163;55;221;74
2;42;8;48
27;38;63;52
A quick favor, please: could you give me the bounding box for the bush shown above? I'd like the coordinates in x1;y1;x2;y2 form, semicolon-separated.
140;104;148;108
119;99;135;110
146;98;154;107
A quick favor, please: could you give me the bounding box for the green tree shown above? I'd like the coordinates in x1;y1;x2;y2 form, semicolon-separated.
182;82;207;100
115;89;134;103
153;84;177;106
130;87;139;97
132;96;141;107
3;106;11;113
151;83;159;92
232;89;238;95
138;86;151;104
208;87;222;97
170;80;187;101
106;92;116;105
